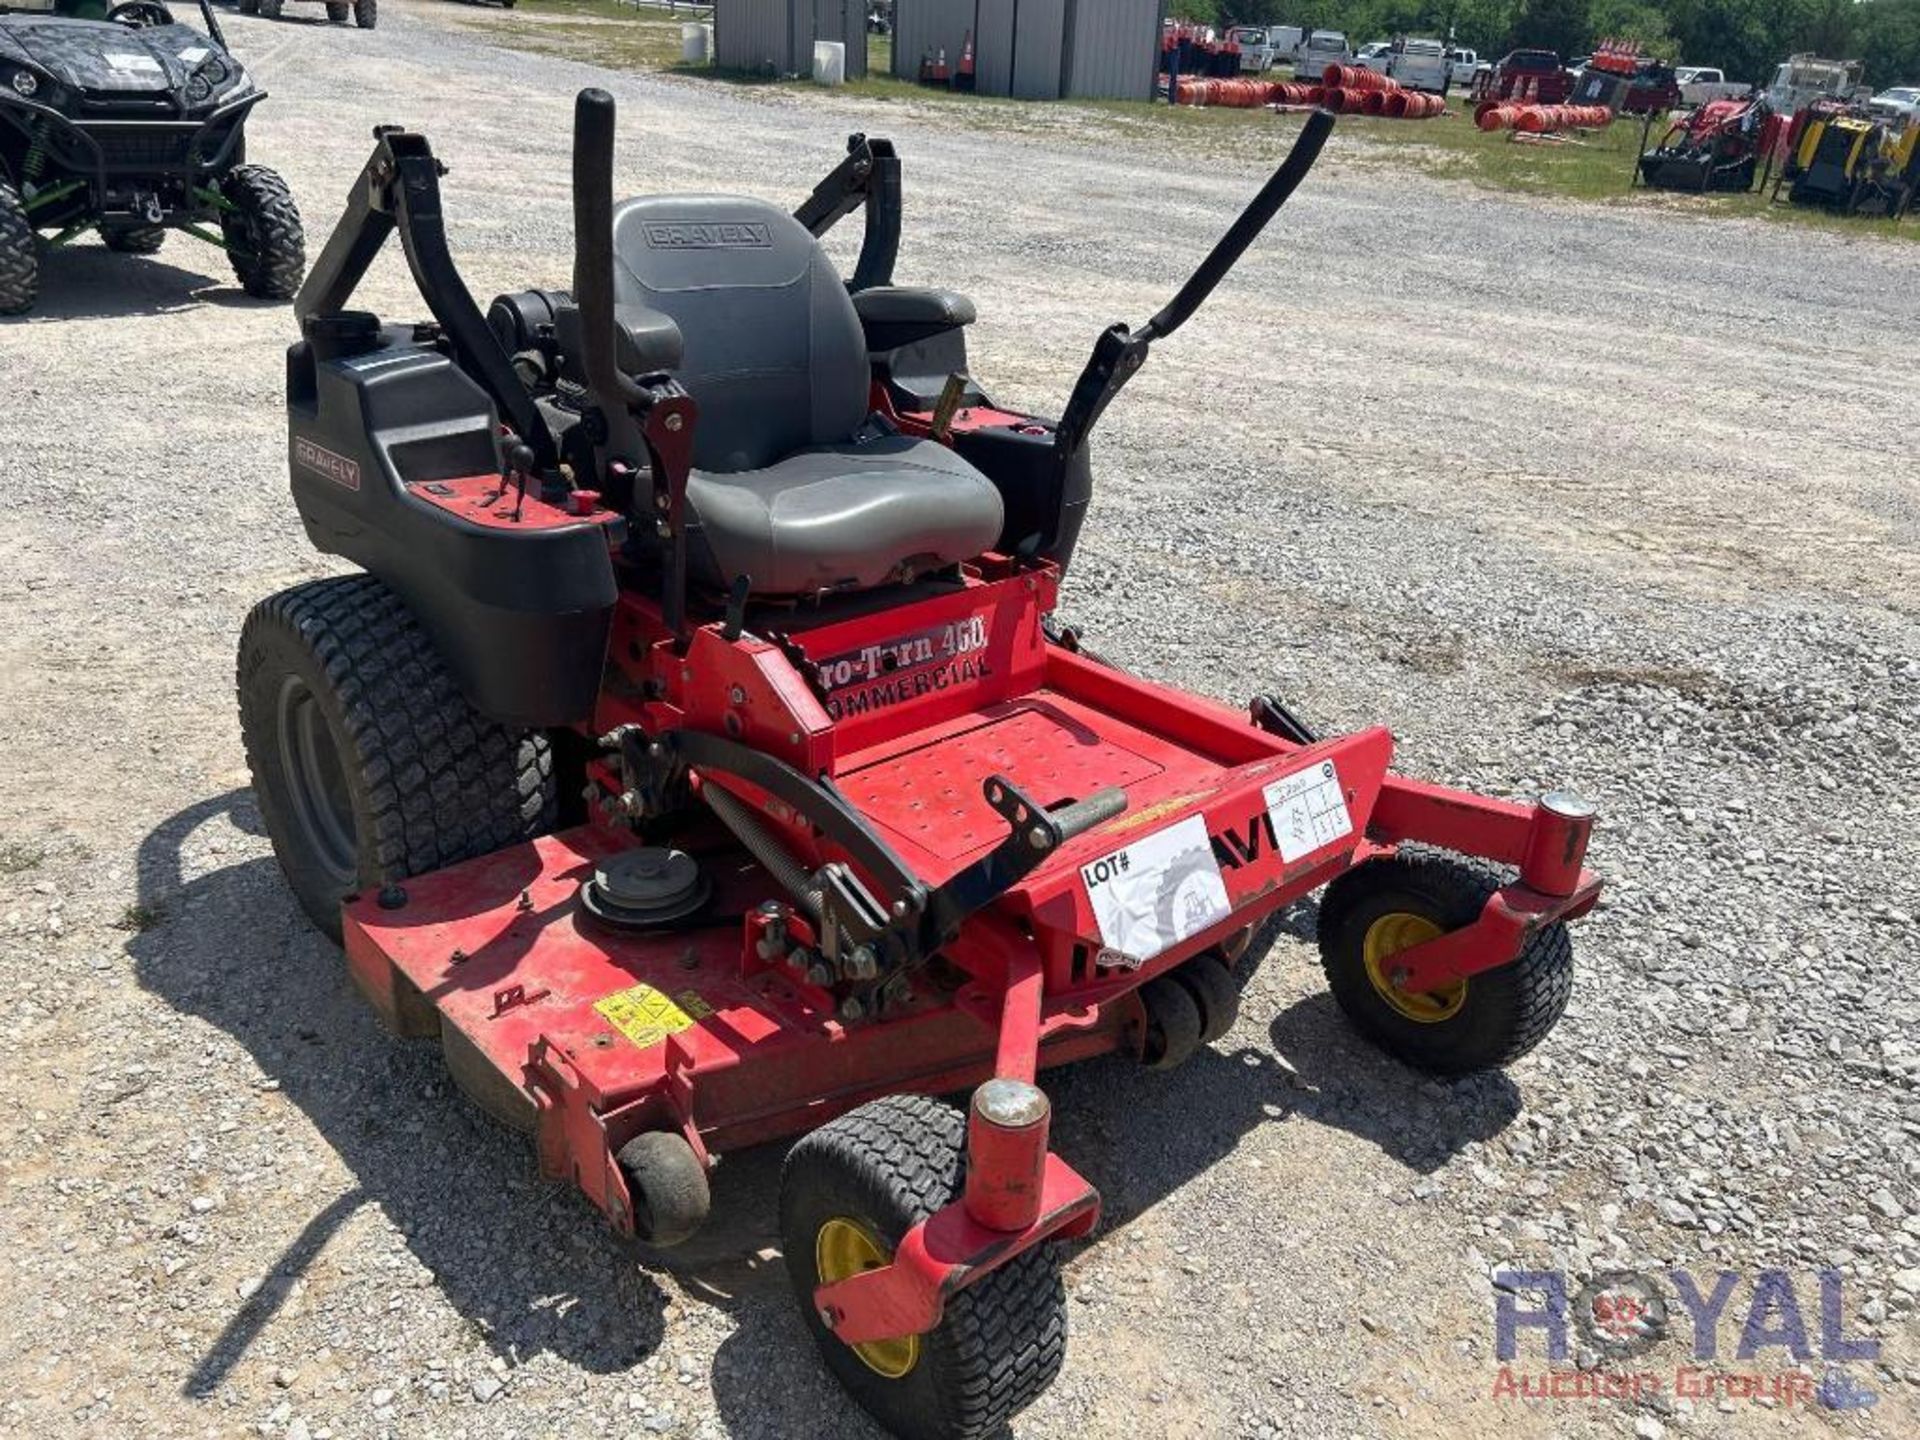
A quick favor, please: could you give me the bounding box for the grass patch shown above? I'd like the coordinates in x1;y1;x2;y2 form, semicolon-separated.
0;841;44;875
114;902;166;933
451;3;1914;243
455;0;696;72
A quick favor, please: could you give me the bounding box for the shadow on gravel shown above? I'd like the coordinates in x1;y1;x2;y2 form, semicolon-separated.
1264;995;1522;1172
129;794;1510;1429
2;248;278;322
129;792;687;1396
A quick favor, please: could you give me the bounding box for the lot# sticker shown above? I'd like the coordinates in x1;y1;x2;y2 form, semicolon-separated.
1263;760;1353;862
1079;814;1231;965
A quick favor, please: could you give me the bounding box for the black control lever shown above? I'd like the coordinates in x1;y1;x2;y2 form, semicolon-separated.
572;87;649;415
924;777;1128;944
1053;108;1335;462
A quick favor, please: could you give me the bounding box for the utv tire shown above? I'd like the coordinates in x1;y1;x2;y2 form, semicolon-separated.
237;575;556;942
220;164;304;300
781;1095;1067;1440
0;182;36;316
238;0;258;10
326;1;348;18
259;0;281;16
1316;845;1573;1076
617;1131;711;1247
103;226;165;256
354;0;377;27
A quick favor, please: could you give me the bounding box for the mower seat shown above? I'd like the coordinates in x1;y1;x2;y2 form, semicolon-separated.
610;195;1003;596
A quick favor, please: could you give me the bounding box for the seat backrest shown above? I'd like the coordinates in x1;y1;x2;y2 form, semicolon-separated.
610;196;868;474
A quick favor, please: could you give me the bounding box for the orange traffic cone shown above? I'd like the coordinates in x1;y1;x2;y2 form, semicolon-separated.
956;30;976;92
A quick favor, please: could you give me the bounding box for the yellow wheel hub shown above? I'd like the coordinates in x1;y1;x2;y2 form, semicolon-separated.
816;1217;921;1379
1362;911;1466;1023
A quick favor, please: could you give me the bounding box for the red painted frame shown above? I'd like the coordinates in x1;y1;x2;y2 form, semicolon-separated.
342;543;1601;1353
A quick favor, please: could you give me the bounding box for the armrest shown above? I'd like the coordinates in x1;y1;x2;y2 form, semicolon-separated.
555;301;683;383
614;303;683;376
853;286;977;352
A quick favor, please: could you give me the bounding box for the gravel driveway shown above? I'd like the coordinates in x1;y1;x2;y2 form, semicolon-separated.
0;6;1914;1439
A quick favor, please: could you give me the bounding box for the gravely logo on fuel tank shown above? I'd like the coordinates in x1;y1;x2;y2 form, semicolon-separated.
295;437;361;492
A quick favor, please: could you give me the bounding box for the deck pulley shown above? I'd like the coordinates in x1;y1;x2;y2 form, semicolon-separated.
579;848;711;930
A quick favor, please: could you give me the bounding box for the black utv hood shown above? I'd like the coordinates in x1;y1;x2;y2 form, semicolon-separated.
0;18;244;98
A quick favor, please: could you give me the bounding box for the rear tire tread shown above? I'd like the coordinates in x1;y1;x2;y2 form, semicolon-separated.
237;575;555;937
0;182;37;316
104;225;166;255
220;164;304;301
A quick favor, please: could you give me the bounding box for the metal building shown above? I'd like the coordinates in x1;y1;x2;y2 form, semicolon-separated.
715;0;870;81
891;0;1162;100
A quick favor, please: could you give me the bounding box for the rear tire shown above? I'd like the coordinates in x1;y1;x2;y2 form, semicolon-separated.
259;0;281;16
0;182;34;316
780;1095;1067;1440
103;226;165;256
220;164;304;300
354;0;377;26
1316;846;1574;1075
326;1;348;19
236;575;556;942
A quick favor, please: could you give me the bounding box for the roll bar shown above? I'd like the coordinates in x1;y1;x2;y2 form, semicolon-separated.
1053;109;1336;465
293;127;560;474
793;132;902;292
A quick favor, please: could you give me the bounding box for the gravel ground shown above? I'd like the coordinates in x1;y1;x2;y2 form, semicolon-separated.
0;6;1915;1439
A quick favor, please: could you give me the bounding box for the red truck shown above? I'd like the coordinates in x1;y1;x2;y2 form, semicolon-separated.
1473;48;1574;103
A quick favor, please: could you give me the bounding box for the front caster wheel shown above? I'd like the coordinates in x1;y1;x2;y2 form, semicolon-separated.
780;1094;1067;1440
1171;954;1240;1045
1139;973;1202;1070
1316;846;1573;1076
616;1130;710;1247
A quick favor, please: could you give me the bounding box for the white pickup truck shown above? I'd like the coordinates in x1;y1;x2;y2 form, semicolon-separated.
1386;37;1451;93
1447;48;1481;89
1675;66;1747;105
1294;29;1353;81
1230;26;1279;73
1354;41;1392;74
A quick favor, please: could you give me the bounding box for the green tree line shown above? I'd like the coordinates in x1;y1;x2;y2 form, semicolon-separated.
1172;0;1920;88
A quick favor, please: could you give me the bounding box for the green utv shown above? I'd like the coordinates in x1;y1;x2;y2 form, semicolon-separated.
0;0;303;315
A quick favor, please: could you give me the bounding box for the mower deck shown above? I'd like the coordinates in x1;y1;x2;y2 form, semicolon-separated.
344;824;1132;1164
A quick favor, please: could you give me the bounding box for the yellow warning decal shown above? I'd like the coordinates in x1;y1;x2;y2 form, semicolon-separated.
593;983;715;1051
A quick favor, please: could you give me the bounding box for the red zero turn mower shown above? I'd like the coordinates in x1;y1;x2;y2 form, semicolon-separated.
239;92;1601;1438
